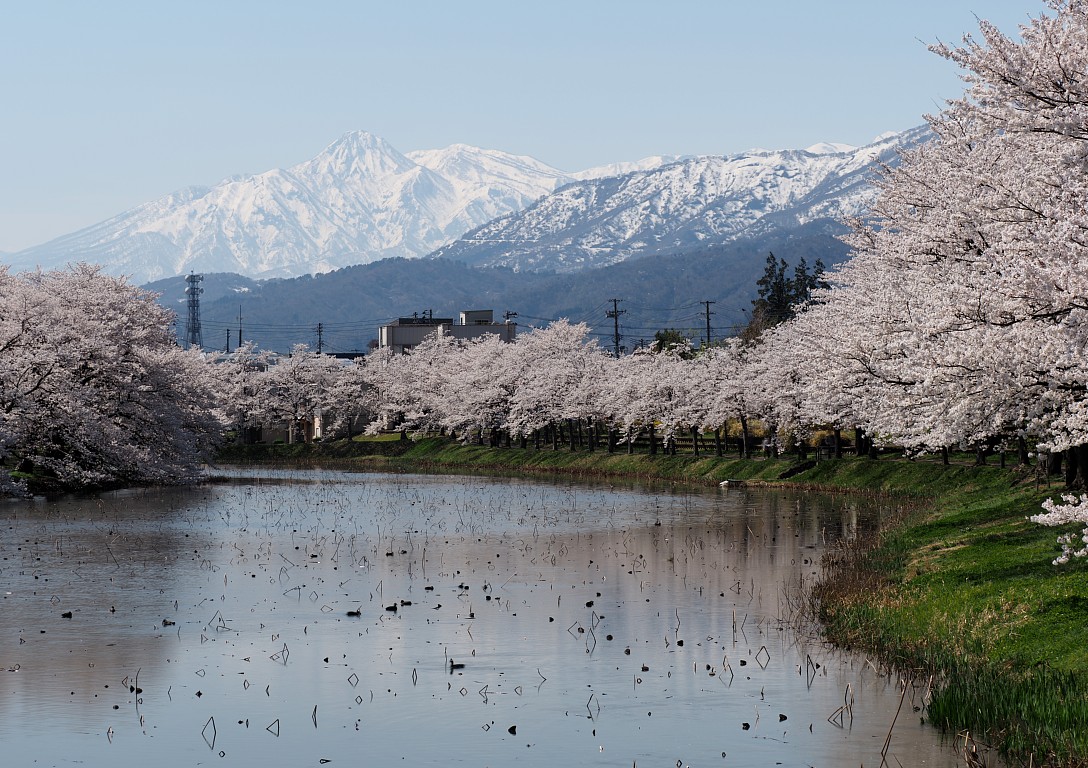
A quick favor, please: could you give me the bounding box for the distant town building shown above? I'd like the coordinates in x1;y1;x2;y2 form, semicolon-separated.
378;309;516;353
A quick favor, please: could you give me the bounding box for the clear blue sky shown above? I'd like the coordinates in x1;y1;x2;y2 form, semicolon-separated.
0;0;1036;253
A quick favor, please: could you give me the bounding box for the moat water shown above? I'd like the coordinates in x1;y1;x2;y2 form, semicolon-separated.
0;468;981;766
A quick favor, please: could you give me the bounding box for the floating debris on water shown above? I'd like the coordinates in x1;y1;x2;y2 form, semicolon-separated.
0;469;962;768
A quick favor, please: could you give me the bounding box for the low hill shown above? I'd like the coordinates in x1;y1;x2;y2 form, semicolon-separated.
149;227;850;353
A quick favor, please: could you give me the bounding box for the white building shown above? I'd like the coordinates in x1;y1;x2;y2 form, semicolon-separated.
378;309;516;353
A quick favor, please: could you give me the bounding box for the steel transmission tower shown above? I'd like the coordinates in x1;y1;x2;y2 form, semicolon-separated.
184;273;204;350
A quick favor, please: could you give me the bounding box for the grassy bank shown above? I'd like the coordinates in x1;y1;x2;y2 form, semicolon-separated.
217;436;1087;765
798;460;1088;766
217;435;809;483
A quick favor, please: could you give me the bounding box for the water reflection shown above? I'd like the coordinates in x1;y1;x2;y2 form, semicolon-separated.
0;470;972;766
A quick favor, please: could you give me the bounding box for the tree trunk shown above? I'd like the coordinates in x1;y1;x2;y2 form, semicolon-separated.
691;426;700;456
833;428;843;459
855;427;877;459
740;415;750;459
941;446;950;466
649;425;657;456
714;427;723;457
607;427;617;454
1066;444;1088;489
1018;436;1030;465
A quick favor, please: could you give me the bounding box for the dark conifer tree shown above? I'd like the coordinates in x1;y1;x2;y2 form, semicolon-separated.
743;253;827;341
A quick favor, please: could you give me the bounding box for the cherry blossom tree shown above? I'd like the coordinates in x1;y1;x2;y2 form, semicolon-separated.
326;354;376;438
887;0;1088;461
605;349;693;453
434;333;517;444
212;341;274;443
360;346;413;433
741;1;1088;475
257;344;347;442
695;341;760;457
505;321;607;447
0;265;224;491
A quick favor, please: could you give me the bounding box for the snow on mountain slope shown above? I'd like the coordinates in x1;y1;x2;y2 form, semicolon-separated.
432;127;928;272
8;132;577;283
7;127;923;283
404;144;574;236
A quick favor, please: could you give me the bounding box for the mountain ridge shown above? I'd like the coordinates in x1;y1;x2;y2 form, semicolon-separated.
149;222;850;355
7;128;921;283
8;132;584;282
430;127;927;273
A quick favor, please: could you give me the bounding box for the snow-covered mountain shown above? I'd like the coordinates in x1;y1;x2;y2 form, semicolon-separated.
7;132;581;283
7;127;923;283
432;127;928;272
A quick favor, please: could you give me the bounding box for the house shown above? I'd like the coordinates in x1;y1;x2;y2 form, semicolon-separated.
378;309;516;353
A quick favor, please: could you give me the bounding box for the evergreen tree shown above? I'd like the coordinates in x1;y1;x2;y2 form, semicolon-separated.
743;253;827;341
651;328;694;357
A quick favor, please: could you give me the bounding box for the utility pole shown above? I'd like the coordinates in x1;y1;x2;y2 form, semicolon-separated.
606;298;626;357
702;300;715;348
225;328;231;353
237;304;243;349
316;322;324;354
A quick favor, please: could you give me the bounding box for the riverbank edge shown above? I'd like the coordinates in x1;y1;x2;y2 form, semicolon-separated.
216;437;1087;765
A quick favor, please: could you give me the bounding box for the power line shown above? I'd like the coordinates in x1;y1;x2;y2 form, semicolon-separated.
624;300;704;313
